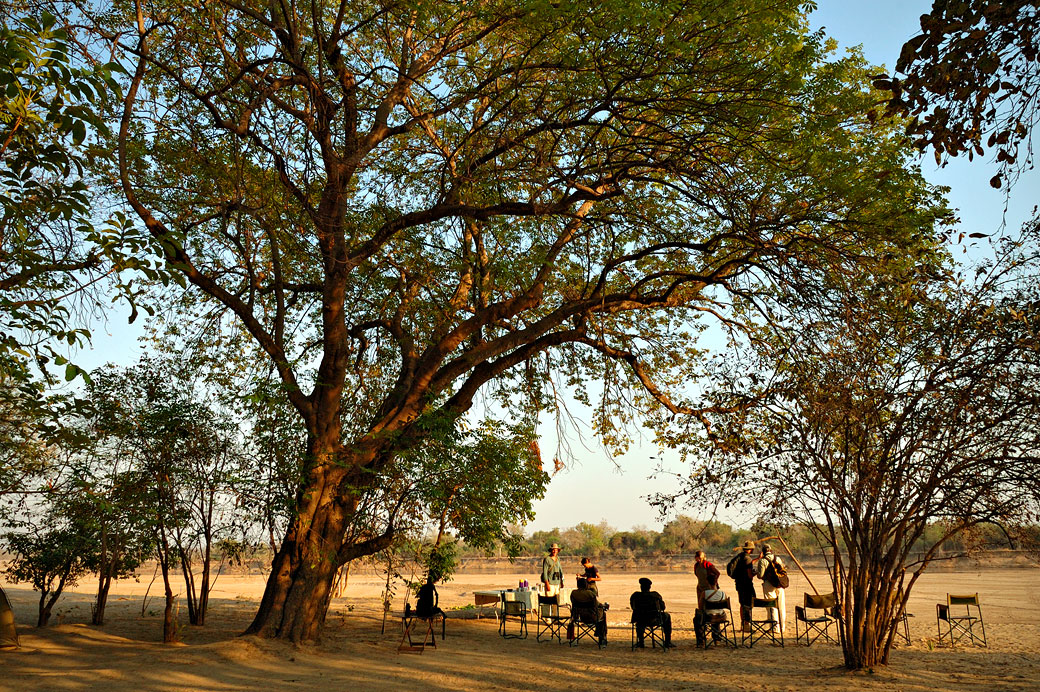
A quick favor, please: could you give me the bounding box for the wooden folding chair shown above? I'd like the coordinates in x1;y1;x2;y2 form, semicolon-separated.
398;612;438;653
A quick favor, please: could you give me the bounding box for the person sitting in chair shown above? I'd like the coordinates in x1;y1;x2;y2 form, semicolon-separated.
570;577;608;647
629;577;674;648
694;574;727;647
415;575;444;619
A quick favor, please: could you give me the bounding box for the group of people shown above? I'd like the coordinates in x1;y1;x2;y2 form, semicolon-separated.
537;540;788;649
725;540;788;636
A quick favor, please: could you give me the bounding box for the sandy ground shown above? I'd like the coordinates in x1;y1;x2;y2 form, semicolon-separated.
1;565;1038;691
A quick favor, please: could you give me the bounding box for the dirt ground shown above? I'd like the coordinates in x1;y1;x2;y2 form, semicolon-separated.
1;565;1038;691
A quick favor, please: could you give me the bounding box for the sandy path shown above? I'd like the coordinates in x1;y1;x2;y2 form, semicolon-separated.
1;567;1037;691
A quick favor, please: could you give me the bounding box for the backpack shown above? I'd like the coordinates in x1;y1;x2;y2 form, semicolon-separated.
765;558;790;588
726;554;741;579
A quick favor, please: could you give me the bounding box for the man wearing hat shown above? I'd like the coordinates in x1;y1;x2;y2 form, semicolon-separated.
541;543;564;599
727;540;757;631
629;577;674;648
755;543;787;634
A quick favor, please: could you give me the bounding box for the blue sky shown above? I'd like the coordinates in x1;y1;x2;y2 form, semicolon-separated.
74;2;1038;534
524;0;1039;533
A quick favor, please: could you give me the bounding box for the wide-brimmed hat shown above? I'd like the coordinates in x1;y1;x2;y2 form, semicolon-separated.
549;543;560;551
740;540;755;551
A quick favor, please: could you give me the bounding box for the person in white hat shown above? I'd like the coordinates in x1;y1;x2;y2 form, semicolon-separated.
541;543;564;598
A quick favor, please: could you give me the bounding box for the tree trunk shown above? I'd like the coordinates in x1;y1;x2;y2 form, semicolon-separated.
179;548;198;625
37;590;51;627
37;572;68;627
197;533;211;626
92;526;110;625
92;564;114;626
244;462;352;642
838;534;900;670
161;569;176;643
156;510;178;643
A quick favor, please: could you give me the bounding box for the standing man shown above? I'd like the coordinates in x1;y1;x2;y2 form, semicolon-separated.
541;543;564;599
693;550;721;611
755;542;787;634
577;557;601;596
727;540;757;631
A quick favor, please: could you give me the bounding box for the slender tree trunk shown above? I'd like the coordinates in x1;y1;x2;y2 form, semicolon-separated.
37;572;68;627
92;564;114;626
179;547;197;625
156;499;178;643
37;590;50;627
158;545;177;643
161;566;176;643
198;526;212;626
92;526;110;625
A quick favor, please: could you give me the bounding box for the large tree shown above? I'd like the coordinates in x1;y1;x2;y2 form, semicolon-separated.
91;0;946;641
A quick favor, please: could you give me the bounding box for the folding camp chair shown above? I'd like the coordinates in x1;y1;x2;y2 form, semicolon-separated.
937;593;986;647
795;592;837;646
700;596;738;649
398;613;439;653
569;604;605;648
499;598;528;639
892;609;913;646
631;604;666;651
743;597;783;648
536;594;567;643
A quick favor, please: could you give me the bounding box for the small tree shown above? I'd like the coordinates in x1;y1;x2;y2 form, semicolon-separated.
75;472;153;626
3;505;94;626
665;228;1040;669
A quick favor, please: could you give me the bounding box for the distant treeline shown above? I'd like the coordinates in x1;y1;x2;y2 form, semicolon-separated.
454;516;1040;561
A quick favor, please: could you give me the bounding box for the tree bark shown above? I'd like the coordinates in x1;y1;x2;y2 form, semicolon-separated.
244;427;402;642
245;433;352;642
92;563;114;626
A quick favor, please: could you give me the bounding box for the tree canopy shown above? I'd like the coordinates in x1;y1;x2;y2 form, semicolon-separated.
879;0;1039;189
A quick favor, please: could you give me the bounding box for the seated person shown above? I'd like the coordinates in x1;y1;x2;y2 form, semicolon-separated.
415;575;445;619
694;575;728;646
629;577;674;648
570;577;608;646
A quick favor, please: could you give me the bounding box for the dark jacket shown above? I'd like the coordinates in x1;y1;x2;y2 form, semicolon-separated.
630;590;665;624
